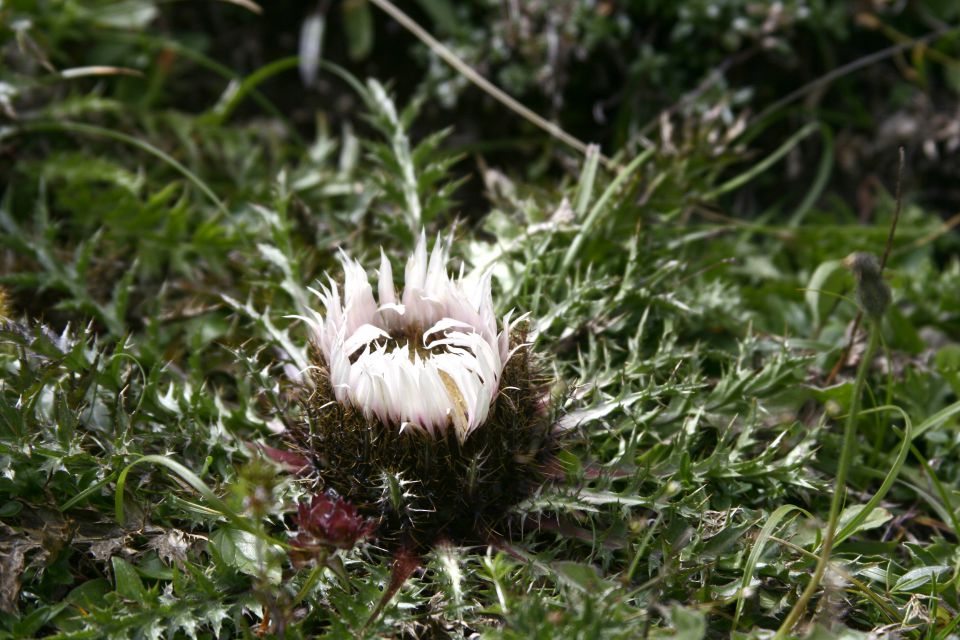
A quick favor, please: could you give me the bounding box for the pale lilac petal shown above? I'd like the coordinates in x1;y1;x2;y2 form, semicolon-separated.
404;231;428;292
378;249;396;305
342;323;390;356
424;234;448;295
342;259;378;335
306;231;515;440
423;318;473;345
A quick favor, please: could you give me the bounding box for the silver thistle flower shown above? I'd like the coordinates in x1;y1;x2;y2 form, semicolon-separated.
298;233;525;442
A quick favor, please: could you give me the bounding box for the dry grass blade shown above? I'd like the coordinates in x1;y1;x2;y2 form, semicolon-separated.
366;0;621;172
59;66;145;78
752;27;960;124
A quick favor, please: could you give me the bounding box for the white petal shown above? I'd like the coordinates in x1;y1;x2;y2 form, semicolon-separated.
424;234;448;294
307;231;516;441
404;231;428;291
423;318;472;346
342;323;390;356
378;249;396;305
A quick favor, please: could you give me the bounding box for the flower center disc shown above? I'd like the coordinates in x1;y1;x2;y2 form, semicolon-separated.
371;326;462;362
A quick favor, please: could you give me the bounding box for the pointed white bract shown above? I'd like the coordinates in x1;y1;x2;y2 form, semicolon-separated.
300;234;524;442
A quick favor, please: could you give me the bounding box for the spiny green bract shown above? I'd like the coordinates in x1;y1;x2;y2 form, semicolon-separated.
288;331;558;552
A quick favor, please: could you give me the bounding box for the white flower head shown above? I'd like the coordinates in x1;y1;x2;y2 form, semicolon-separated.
301;233;524;443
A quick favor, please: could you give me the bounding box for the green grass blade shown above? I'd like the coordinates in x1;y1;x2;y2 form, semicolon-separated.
10;121;228;215
704;121;819;201
573;145;601;220
733;504;811;632
114;454;287;548
561;148;653;273
208;56;301;125
787;123;833;227
911;399;960;440
835;404;912;545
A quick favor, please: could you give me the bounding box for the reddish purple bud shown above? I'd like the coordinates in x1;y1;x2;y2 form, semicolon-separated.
289;492;375;566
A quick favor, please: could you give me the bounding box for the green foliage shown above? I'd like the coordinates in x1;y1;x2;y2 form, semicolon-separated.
1;1;960;639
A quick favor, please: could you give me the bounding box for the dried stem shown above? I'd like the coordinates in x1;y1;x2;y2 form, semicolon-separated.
367;0;620;172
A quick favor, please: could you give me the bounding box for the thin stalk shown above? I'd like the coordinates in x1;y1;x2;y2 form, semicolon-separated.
826;148;902;385
775;321;881;638
751;26;959;126
768;535;902;625
291;563;327;607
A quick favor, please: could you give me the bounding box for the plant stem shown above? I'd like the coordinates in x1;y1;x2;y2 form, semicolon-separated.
775;321;880;638
292;563;326;607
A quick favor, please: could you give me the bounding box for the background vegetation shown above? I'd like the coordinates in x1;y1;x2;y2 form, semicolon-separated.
2;0;960;637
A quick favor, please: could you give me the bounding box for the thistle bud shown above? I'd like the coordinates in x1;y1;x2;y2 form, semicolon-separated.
843;252;891;318
289;492;375;567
